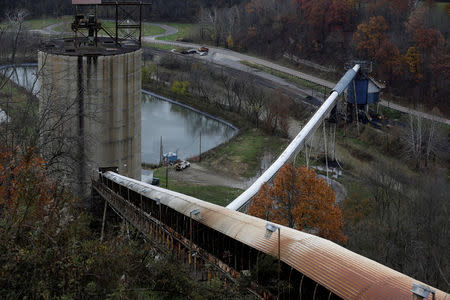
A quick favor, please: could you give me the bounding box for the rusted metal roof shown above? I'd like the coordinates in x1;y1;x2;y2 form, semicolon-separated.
104;172;449;300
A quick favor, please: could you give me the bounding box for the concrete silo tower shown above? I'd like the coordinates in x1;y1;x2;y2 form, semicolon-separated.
38;1;146;197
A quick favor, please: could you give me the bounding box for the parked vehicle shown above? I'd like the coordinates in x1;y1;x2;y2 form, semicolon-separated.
175;160;191;171
151;177;160;186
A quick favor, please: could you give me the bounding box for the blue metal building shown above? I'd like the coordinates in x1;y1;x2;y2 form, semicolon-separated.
347;74;383;105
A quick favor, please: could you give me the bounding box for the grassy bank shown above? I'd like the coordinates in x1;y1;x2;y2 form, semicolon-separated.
26;16;71;29
201;128;288;178
0;16;71;30
143;42;175;51
142;82;250;130
241;60;332;95
148;128;288;206
152;167;243;206
0;78;32;118
155;23;194;41
53;20;166;36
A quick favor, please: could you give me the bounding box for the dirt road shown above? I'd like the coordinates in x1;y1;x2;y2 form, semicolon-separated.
169;163;248;189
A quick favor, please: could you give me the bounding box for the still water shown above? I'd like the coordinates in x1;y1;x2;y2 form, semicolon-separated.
141;93;236;164
2;66;237;164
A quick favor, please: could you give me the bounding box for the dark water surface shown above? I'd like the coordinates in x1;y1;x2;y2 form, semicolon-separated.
3;66;237;164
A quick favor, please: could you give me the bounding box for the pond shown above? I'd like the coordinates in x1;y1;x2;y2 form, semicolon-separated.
1;66;238;164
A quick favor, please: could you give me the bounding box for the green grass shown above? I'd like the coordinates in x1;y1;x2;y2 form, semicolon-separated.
155;23;194;41
149;128;287;205
52;22;70;33
0;16;71;30
152;168;242;206
100;21;165;36
202;128;288;178
0;82;24;99
241;61;331;94
53;20;166;36
432;1;449;10
143;42;175;51
0;79;37;128
24;16;71;30
375;104;404;120
142;24;165;36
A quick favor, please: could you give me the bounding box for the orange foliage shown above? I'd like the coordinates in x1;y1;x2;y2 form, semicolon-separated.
0;148;55;227
388;0;410;15
301;0;330;32
248;164;346;244
248;183;273;220
328;0;352;29
365;0;409;16
375;39;404;81
353;16;388;59
405;6;428;35
414;26;444;54
248;26;257;38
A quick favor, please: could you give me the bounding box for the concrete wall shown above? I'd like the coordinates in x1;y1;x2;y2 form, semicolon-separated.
38;49;142;197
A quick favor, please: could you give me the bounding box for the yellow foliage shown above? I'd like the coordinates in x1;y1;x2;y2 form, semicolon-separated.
404;46;423;80
226;34;234;48
171;81;189;96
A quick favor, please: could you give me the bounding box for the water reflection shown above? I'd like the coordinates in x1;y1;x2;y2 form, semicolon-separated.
4;66;238;164
0;66;39;94
141;93;236;164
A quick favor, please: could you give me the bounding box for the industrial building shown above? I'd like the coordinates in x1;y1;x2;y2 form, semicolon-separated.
38;6;143;196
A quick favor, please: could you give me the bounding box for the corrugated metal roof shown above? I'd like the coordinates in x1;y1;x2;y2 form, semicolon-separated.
103;172;449;300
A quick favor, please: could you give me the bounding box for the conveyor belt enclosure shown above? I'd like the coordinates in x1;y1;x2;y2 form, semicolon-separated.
226;65;360;211
94;171;448;300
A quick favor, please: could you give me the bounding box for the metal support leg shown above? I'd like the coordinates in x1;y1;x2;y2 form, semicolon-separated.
100;200;108;242
313;283;318;300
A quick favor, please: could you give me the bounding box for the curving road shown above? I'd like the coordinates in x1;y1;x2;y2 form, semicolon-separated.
144;23;178;40
143;24;450;125
31;22;65;35
32;21;450;125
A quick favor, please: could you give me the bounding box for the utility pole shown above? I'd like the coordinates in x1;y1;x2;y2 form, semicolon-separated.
165;161;168;188
353;80;360;136
160;136;163;166
199;131;202;162
331;123;336;161
323;121;329;184
343;95;347;137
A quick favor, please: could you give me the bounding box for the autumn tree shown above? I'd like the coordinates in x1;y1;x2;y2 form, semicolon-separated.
404;46;423;81
413;26;444;55
353;15;388;60
0;148;250;298
248;164;346;244
375;39;403;83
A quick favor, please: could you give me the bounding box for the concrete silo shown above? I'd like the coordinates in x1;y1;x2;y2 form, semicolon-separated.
38;37;142;197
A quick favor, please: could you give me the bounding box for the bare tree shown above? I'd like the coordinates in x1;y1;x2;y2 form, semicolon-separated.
0;52;97;196
5;9;29;63
402;110;440;168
